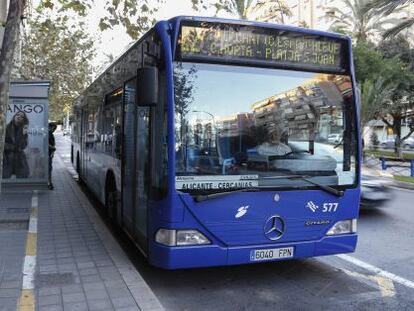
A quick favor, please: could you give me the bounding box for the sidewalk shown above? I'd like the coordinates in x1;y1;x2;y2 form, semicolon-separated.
0;154;164;311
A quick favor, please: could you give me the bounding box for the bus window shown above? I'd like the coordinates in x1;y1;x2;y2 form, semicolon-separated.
103;89;122;159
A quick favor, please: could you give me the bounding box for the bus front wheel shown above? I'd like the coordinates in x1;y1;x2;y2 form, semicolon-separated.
105;177;118;225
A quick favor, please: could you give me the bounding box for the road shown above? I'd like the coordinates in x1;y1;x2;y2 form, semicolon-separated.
57;132;414;311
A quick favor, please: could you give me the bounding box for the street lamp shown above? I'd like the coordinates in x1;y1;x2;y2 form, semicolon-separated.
192;110;216;152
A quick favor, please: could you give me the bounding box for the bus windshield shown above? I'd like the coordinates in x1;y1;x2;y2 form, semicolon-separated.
174;62;357;191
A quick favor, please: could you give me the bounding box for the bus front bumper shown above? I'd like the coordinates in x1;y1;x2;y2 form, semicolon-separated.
149;234;358;269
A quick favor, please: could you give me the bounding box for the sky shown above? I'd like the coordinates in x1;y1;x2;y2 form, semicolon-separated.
184;63;315;118
89;0;233;68
29;0;232;68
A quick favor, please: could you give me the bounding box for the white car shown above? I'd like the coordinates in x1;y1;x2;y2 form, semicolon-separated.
327;133;342;144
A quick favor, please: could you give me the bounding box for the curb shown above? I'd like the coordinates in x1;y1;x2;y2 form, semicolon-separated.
392;180;414;190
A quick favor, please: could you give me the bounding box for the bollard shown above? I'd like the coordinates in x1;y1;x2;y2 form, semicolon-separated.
411;159;414;177
381;158;387;170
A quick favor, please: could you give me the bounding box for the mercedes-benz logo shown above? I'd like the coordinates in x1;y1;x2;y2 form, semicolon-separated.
264;215;285;240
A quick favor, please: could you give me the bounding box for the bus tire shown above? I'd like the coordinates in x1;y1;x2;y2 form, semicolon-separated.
76;152;80;173
76;153;84;185
105;174;118;225
71;145;74;164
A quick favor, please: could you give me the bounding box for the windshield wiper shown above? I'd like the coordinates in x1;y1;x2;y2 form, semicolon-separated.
262;174;344;197
194;175;344;202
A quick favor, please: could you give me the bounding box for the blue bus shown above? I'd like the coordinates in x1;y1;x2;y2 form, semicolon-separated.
71;16;360;269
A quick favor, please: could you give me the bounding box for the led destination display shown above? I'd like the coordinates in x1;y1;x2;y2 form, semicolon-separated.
178;22;348;72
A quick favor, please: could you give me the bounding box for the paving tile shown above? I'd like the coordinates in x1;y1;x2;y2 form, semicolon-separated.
82;282;106;292
39;294;62;306
38;287;61;296
84;288;109;300
116;306;140;311
62;292;86;304
80;274;102;284
61;284;84;295
87;298;113;311
63;301;88;311
38;304;64;311
111;296;137;308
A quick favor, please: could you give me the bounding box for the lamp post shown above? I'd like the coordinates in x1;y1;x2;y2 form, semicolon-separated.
192;110;216;152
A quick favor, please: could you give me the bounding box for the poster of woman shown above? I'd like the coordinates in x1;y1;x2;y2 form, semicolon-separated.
2;111;30;178
2;101;48;181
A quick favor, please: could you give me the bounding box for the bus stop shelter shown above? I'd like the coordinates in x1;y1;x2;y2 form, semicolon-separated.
2;80;50;187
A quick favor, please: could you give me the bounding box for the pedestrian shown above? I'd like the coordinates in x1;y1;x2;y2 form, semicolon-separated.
2;111;30;179
48;122;57;189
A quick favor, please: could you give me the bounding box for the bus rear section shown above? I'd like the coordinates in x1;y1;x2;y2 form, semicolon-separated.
149;18;360;269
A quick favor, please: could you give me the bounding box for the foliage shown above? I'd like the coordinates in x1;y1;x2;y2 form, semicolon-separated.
378;35;414;70
353;42;383;83
369;0;414;38
174;64;197;118
326;0;400;43
194;0;291;23
173;63;197;164
354;39;414;154
360;78;394;127
18;13;96;121
38;0;160;39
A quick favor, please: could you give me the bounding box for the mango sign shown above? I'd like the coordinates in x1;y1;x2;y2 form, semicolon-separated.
177;22;348;73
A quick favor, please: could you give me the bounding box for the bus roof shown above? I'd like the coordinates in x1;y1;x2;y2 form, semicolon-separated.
168;16;351;41
74;16;351;108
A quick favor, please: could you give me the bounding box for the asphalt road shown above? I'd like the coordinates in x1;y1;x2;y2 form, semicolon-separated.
56;132;414;311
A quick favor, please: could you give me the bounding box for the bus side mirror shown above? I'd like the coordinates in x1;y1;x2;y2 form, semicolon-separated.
137;67;158;106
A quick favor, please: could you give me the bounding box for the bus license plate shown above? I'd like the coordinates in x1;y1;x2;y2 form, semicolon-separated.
250;247;294;261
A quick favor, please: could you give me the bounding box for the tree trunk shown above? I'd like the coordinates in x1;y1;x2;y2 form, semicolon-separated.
393;116;402;157
0;0;25;188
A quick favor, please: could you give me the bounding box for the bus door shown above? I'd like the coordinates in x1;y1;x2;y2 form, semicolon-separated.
122;78;150;251
80;105;89;181
122;79;137;235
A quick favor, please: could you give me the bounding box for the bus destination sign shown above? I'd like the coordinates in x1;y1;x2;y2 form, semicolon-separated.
177;22;348;72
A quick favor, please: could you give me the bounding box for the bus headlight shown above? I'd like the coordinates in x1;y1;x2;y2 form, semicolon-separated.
176;230;210;246
155;229;210;246
326;219;357;236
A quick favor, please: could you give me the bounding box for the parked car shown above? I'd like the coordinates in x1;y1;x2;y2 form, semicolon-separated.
327;133;342;144
62;128;71;136
360;175;393;208
379;137;414;149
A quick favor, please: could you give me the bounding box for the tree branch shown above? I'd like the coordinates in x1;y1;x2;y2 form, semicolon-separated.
401;124;414;141
381;117;392;128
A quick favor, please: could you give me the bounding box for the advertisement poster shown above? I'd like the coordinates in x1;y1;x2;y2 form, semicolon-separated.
2;99;48;182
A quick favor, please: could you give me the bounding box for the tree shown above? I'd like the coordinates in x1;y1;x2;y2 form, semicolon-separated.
353;42;383;83
378;35;414;70
203;0;291;23
360;78;394;128
38;0;160;39
326;0;399;43
354;41;414;154
0;0;27;185
377;58;414;154
18;13;96;121
369;0;414;38
247;0;292;23
173;63;197;170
